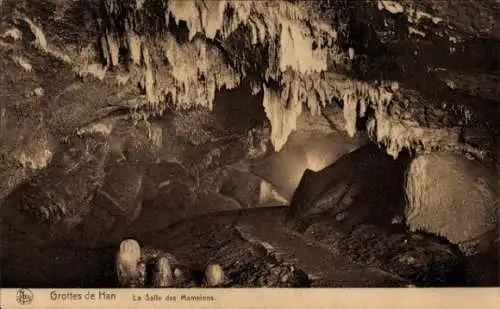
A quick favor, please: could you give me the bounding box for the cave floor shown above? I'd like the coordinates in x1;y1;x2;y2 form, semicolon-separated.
1;201;408;288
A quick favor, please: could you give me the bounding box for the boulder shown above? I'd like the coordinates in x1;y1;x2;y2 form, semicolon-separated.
405;152;498;255
286;143;410;231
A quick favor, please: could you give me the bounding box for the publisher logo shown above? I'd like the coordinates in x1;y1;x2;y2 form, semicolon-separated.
16;289;33;305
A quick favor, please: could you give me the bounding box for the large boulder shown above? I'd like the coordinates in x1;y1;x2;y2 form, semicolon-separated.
286;143;410;231
405;152;499;255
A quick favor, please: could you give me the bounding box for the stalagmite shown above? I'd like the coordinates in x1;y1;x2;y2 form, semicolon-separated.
2;0;497;289
203;264;225;287
116;239;144;287
152;257;174;287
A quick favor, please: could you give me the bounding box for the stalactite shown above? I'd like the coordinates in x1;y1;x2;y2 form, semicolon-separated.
358;98;367;118
342;91;358;138
138;45;156;104
367;101;462;159
100;35;111;67
160;35;240;110
262;81;302;152
127;28;142;65
105;31;120;67
167;0;204;41
99;0;337;136
95;0;469;158
279;20;329;75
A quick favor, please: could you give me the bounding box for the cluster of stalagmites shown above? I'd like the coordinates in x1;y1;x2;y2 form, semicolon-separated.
116;239;225;288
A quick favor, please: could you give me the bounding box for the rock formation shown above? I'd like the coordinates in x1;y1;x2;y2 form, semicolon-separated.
0;0;498;288
405;152;498;255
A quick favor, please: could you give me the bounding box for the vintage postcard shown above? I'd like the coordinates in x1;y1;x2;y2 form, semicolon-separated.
0;0;498;308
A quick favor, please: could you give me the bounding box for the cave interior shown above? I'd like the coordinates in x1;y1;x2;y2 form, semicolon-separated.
0;0;498;288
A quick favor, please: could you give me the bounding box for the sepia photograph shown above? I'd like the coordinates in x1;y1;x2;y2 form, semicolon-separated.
0;0;498;301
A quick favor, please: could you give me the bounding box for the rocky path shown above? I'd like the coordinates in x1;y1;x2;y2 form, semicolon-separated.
234;219;407;287
130;206;408;287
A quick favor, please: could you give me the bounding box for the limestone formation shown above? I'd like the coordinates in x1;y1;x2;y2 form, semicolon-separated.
17;135;108;230
116;239;144;288
151;256;175;288
405;152;498;255
202;264;225;287
0;0;498;290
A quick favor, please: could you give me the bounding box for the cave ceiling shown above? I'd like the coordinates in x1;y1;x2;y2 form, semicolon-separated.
0;0;499;200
